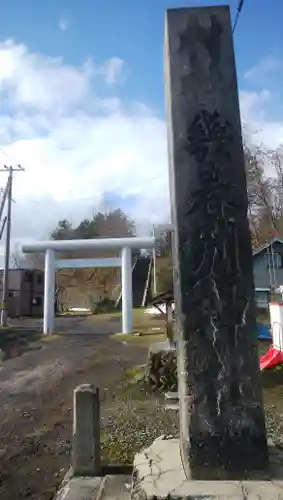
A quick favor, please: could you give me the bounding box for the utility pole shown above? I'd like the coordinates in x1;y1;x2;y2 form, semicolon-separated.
152;224;157;296
0;182;9;222
0;217;7;240
152;223;173;297
0;165;24;326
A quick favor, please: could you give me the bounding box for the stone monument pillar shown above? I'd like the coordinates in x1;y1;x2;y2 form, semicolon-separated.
164;5;268;479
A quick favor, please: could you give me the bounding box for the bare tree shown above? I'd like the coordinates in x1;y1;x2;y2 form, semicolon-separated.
10;244;26;269
24;252;45;270
244;142;282;245
264;147;283;228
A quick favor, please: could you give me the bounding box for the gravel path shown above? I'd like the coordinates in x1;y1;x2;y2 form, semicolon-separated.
1;316;283;500
0;316;147;500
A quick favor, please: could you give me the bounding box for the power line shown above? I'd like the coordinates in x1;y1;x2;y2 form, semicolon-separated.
0;147;9;158
232;0;245;34
0;146;26;172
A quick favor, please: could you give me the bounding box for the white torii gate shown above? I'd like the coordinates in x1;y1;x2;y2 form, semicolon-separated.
21;237;155;336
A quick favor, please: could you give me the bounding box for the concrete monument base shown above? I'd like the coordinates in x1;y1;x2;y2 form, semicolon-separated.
132;436;283;499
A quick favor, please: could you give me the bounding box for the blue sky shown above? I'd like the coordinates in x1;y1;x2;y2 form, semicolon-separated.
0;0;281;256
0;0;282;113
0;0;282;116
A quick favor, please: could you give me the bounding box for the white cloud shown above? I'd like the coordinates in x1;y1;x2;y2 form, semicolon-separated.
59;18;71;33
240;89;272;120
244;56;283;83
242;56;283;147
0;40;94;111
0;39;282;264
102;58;125;85
0;39;168;254
239;89;283;147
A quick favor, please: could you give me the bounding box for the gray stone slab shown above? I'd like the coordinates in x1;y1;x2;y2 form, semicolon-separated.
54;477;102;500
72;384;101;476
54;475;131;500
164;5;267;479
98;475;131;500
132;437;283;499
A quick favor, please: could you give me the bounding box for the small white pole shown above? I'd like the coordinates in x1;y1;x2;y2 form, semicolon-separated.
43;249;55;335
121;246;132;334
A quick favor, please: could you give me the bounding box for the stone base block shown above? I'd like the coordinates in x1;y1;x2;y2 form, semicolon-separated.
132;436;283;499
54;474;131;500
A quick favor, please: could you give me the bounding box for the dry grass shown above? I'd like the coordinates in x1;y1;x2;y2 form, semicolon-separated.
101;364;283;465
89;310;121;322
100;366;177;464
111;309;166;347
39;334;60;343
0;327;43;356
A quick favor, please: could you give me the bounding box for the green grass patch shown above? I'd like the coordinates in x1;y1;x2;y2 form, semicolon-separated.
258;340;272;357
124;364;147;383
111;309;166;346
257;310;270;326
39;334;60;343
0;327;41;349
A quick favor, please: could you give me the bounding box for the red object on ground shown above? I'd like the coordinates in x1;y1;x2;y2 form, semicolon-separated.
260;347;283;371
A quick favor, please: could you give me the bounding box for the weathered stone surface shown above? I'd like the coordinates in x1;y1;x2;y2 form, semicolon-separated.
99;474;131;500
146;341;177;392
164;6;268;478
54;475;131;500
146;342;274;395
132;437;283;499
54;477;102;500
72;384;101;476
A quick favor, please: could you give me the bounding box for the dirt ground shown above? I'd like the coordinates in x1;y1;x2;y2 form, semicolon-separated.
3;313;282;500
0;315;149;500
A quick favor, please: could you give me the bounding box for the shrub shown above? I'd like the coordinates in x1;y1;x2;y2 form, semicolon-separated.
90;297;116;314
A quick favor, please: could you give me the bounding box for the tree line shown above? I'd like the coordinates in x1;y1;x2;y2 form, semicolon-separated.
153;142;283;293
10;209;137;309
153;142;283;255
50;209;137;308
11;141;283;298
245;143;283;247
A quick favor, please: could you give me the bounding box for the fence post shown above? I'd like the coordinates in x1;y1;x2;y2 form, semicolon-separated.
72;384;101;476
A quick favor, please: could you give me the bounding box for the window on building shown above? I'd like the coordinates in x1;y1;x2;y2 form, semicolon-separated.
255;290;270;308
37;274;43;285
25;271;33;282
32;297;42;306
264;252;282;268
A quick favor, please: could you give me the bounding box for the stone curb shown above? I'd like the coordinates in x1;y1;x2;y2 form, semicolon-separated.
53;470;131;500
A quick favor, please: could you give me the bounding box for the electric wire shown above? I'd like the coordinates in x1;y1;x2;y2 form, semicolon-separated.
232;0;245;33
